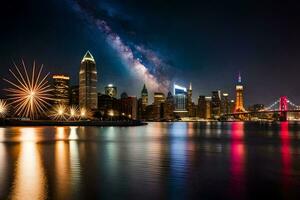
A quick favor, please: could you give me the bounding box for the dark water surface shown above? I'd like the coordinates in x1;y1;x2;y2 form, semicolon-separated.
0;122;300;199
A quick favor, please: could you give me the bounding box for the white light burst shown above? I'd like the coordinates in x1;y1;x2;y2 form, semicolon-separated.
79;107;92;120
49;104;67;121
4;61;53;119
69;105;79;121
0;99;8;118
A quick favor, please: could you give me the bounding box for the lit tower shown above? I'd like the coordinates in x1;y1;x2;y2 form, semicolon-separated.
187;82;193;115
79;51;98;110
187;82;192;105
234;72;245;112
141;84;148;108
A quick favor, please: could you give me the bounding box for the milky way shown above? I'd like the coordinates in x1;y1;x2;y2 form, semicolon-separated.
69;0;172;92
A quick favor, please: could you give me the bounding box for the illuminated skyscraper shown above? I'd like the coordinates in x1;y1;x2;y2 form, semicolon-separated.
163;91;175;120
79;51;97;110
70;85;79;106
154;92;165;105
211;90;221;119
52;74;70;105
173;83;188;116
187;82;193;116
198;95;206;119
221;93;229;114
141;84;148;108
105;84;117;98
205;96;212;119
234;72;245;112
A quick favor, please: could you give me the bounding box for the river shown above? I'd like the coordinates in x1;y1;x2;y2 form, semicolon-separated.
0;122;300;199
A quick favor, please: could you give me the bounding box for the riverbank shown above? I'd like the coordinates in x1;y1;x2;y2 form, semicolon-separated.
0;119;147;127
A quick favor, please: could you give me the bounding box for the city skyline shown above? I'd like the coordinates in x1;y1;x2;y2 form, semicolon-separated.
1;2;300;200
0;56;288;107
2;1;300;106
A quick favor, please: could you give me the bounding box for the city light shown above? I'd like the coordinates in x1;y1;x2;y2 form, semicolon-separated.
108;110;114;117
0;100;8;118
69;106;79;121
49;104;67;121
79;107;92;119
4;61;53;119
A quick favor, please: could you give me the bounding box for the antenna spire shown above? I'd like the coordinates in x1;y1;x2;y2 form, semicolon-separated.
238;71;242;83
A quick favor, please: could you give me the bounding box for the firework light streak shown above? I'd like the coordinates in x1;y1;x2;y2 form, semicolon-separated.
70;0;171;92
69;105;79;121
49;104;67;121
79;107;92;120
0;99;8;118
4;61;53;119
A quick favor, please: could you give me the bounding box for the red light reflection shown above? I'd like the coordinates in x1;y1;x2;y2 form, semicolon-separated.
229;122;245;198
280;122;291;189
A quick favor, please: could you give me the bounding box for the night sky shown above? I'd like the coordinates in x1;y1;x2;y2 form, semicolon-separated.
1;0;300;105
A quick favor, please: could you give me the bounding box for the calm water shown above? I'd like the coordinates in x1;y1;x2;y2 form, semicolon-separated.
0;122;300;199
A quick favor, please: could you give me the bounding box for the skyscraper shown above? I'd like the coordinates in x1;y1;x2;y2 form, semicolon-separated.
173;83;188;117
211;90;221;119
234;72;245;112
141;84;148;108
187;82;193;116
153;92;166;105
205;96;212;119
70;85;79;106
52;74;70;105
221;93;230;114
105;84;117;98
79;51;98;110
198;95;206;119
163;91;175;120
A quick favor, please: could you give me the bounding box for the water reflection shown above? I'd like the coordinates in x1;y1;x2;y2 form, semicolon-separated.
0;142;7;198
280;122;291;191
170;123;188;198
54;127;81;199
0;122;299;199
10;128;47;200
229;122;246;198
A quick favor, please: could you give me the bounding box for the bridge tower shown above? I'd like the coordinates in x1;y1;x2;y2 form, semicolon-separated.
234;72;245;113
279;96;288;121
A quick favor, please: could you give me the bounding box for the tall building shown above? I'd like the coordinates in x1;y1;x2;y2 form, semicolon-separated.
205;96;212;119
52;74;70;105
138;84;148;119
141;84;148;108
79;51;98;110
187;82;194;116
198;95;206;119
173;83;188;117
234;72;245;112
70;85;79;106
211;90;221;119
105;84;117;98
153;92;165;105
163;91;175;120
221;93;230;114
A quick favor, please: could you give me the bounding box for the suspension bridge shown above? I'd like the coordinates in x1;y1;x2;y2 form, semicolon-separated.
226;96;300;121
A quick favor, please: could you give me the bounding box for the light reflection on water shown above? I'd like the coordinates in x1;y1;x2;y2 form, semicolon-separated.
0;122;300;199
9;128;47;200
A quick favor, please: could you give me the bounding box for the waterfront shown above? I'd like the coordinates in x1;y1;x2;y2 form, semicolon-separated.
0;122;300;199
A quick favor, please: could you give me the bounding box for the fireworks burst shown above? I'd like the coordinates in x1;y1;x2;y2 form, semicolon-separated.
4;61;53;119
0;99;8;118
69;105;79;121
79;107;92;120
49;104;67;121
